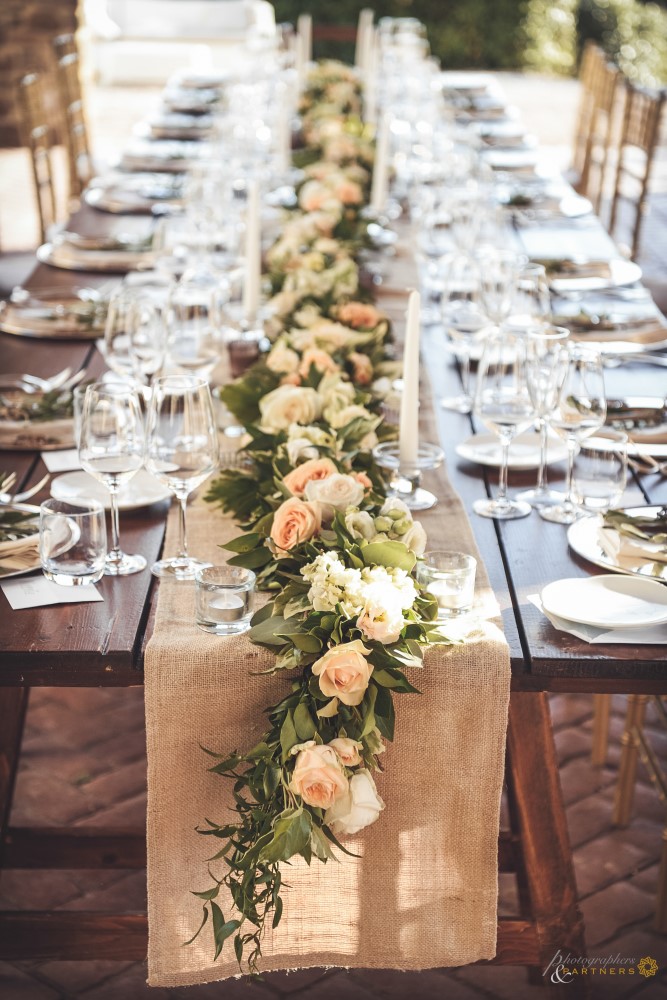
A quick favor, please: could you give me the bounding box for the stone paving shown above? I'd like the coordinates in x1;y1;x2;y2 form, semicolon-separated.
2;691;667;999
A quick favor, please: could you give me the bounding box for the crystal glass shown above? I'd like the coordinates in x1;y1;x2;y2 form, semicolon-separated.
195;565;255;635
477;247;523;327
440;253;489;413
517;326;570;507
166;264;227;379
506;262;551;337
146;375;219;579
39;498;106;586
416;550;477;619
573;429;628;513
79;382;147;576
103;285;165;390
540;345;607;525
473;327;537;519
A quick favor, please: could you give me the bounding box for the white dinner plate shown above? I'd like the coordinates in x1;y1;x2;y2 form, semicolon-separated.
549;258;642;293
540;574;667;629
567;509;667;583
50;470;171;511
455;431;568;470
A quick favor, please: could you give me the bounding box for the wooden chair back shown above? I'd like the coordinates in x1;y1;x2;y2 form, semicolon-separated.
609;82;665;260
572;40;601;183
580;51;621;211
53;33;77;61
55;51;93;200
16;73;58;244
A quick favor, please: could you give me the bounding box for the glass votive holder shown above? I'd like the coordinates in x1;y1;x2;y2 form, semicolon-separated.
573;428;628;513
416;549;477;619
195;565;256;635
39;498;107;586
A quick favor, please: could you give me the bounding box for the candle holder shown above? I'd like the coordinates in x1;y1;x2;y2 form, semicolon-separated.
373;441;444;511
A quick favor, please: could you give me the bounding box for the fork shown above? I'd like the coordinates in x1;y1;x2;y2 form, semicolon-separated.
0;472;50;504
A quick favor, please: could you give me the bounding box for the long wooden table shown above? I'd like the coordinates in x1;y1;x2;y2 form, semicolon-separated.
1;200;666;988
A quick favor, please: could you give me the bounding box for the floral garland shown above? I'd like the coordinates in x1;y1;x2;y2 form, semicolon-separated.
191;60;458;974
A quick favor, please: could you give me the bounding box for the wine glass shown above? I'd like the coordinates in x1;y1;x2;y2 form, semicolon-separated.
103;285;165;391
79;382;146;576
540;345;607;525
517;326;570;507
473;327;537;519
145;375;219;580
506;262;551;337
165;265;227;380
440;253;489;414
477;247;523;328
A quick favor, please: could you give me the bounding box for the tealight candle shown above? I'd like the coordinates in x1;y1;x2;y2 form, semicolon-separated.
416;551;477;620
195;565;255;635
208;594;245;623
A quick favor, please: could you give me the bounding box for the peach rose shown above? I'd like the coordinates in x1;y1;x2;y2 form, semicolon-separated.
349;351;373;386
335;180;363;205
270;497;322;551
281;372;302;386
290;744;348;810
329;737;363;767
337;302;382;329
298;348;340;379
312;640;373;706
283;457;338;498
352;471;373;490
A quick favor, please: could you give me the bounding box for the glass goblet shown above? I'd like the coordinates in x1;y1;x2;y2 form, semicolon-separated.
79;382;146;576
540;345;607;525
473;327;537;520
517;325;570;507
145;375;219;580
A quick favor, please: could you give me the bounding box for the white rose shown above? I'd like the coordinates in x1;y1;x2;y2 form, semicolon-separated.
259;385;322;431
305;473;365;518
266;341;300;375
327;403;374;430
293;304;322;328
345;510;376;541
325;770;385;836
318;373;356;414
403;520;427;557
286;437;320;464
269;289;300;319
288;423;332;447
380;498;412;519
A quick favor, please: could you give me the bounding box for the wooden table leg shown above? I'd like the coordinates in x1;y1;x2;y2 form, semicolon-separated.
0;687;29;870
506;692;587;992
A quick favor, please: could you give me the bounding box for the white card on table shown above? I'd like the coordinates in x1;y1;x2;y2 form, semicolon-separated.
41;449;81;473
1;576;103;611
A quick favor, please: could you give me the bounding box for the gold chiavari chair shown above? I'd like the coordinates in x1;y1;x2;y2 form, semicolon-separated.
53;32;77;62
612;695;667;931
579;50;622;213
16;73;59;245
55;50;94;201
608;81;666;261
571;40;601;188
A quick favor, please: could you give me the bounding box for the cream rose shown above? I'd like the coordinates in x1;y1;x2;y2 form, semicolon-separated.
266;341;300;375
304;473;365;516
270;498;322;551
403;520;427;557
283;457;338;498
328;737;363;767
259;385;322;431
289;745;348;810
312;639;373;706
324;770;385;836
344;509;375;541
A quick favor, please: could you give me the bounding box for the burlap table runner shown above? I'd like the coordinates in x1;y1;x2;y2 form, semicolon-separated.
145;351;511;985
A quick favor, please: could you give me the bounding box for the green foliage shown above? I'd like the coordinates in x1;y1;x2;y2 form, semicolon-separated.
577;0;667;86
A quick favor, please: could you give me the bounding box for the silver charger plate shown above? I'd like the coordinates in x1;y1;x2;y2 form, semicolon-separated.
567;507;667;583
0;287;105;340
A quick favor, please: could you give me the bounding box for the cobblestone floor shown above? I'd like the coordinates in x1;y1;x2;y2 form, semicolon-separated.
2;692;667;999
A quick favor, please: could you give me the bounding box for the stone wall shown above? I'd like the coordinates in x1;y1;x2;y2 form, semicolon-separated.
0;0;79;147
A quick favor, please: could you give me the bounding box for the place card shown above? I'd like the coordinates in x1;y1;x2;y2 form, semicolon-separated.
529;595;667;645
1;576;103;611
41;449;81;473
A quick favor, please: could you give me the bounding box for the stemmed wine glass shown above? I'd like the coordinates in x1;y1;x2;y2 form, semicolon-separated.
540;345;607;525
145;375;219;579
517;326;570;507
440;253;489;414
473;327;537;520
506;262;551;337
103;285;165;392
79;382;146;576
477;247;523;328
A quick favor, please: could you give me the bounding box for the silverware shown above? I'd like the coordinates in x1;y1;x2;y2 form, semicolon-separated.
0;367;73;394
0;472;50;504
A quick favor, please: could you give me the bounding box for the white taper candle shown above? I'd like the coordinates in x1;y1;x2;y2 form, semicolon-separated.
243;180;261;322
399;290;421;467
297;13;312;66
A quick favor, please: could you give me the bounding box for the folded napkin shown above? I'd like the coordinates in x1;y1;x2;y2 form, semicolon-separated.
0;535;39;574
598;526;667;566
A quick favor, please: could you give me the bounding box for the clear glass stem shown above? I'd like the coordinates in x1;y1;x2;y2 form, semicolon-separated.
536;417;548;493
498;433;511;503
108;488;122;562
460;348;471;398
564;436;577;510
177;495;189;561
